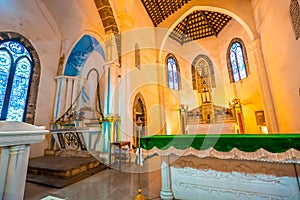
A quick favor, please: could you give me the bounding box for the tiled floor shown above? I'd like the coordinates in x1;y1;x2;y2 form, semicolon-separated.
24;167;162;200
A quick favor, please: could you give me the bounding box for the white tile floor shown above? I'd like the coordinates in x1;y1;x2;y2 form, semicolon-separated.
24;168;162;200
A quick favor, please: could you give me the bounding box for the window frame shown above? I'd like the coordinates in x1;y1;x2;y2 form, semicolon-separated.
0;40;34;121
290;0;300;40
166;54;181;90
227;38;250;83
0;32;40;124
191;54;216;91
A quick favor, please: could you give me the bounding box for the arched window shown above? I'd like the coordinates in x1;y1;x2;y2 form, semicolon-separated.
227;38;250;83
290;0;300;40
135;43;140;70
191;54;216;92
133;92;147;148
0;40;33;121
166;54;180;90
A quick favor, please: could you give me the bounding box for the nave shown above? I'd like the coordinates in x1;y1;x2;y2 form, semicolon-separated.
25;167;161;200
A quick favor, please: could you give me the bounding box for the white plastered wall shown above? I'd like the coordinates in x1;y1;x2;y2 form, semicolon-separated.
251;0;300;132
0;0;107;157
0;0;61;157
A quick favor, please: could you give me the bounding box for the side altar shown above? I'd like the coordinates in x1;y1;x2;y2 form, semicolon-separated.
47;74;121;166
49;113;120;165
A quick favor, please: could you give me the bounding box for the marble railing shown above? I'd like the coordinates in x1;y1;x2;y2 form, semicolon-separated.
140;134;300;200
51;127;102;152
0;121;48;200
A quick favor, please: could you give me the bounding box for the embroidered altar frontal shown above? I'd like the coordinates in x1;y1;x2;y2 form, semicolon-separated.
141;134;300;152
140;134;300;163
140;134;300;200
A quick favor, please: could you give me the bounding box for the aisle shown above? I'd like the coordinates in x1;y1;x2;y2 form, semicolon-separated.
24;168;161;200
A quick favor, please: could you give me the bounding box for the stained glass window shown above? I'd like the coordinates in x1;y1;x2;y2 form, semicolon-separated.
290;0;300;40
229;42;248;82
0;50;11;113
167;56;180;90
135;43;140;70
0;41;33;121
192;55;216;92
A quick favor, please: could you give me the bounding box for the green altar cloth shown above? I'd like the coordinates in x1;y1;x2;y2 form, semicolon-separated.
140;134;300;153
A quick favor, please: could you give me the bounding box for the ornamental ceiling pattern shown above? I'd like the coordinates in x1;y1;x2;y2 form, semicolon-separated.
141;0;192;26
140;0;232;44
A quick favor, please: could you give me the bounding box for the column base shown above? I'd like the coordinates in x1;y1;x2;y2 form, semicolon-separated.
160;189;174;200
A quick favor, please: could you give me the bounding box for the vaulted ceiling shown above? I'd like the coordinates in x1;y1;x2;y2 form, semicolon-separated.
140;0;232;44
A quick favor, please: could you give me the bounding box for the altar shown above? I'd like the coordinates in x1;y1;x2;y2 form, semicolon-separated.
140;134;300;200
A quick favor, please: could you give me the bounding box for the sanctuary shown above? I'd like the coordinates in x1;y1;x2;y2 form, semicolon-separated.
0;0;300;199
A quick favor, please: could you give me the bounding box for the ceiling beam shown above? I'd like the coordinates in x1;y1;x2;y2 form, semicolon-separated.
181;14;192;45
156;0;256;40
199;11;218;37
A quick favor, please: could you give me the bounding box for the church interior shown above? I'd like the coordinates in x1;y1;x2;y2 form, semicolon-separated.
1;0;300;199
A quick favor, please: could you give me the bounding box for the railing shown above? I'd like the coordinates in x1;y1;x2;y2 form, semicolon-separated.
51;127;101;152
0;121;48;200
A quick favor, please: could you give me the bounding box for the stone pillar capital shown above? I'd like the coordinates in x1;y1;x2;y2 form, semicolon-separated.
248;37;262;50
103;61;120;71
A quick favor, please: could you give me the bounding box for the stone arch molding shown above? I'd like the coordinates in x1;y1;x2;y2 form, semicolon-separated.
166;53;182;90
158;1;257;60
290;0;300;40
63;34;105;77
0;31;41;124
133;92;147;126
226;38;250;83
132;92;147;146
191;54;216;90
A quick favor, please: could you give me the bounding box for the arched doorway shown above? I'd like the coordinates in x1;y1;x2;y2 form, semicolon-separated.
132;93;147;148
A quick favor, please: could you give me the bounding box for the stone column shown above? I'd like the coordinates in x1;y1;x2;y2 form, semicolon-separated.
102;61;121;145
103;63;110;115
109;62;120;115
72;77;80;108
54;76;62;119
157;60;167;135
53;76;69;120
103;33;120;116
248;38;279;133
65;77;74;112
160;156;174;200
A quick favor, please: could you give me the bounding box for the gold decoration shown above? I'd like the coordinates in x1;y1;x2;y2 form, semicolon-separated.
134;189;146;200
134;118;146;200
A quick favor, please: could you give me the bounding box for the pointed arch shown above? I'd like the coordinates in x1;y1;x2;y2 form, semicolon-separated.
64;34;105;76
290;0;300;40
0;31;40;124
191;54;215;91
226;38;250;83
132;92;147;147
166;53;181;90
135;43;140;70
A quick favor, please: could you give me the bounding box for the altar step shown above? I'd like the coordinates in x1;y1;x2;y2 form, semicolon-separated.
26;156;107;188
